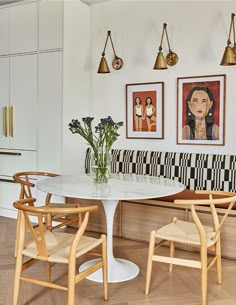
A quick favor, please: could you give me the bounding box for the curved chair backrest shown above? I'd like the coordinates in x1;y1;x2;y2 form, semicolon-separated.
14;198;98;259
174;190;236;244
13;171;59;200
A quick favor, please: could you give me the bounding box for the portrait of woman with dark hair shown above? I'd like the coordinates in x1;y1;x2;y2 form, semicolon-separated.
182;86;219;140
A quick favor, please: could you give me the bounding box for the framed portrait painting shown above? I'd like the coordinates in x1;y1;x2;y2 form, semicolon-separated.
126;82;164;139
177;74;226;146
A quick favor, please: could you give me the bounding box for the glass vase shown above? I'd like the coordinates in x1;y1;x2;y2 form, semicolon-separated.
90;150;111;183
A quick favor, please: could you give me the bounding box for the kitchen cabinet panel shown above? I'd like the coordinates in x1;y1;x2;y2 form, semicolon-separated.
0;57;10;148
0;149;37;177
0;149;37;216
0;178;20;214
10;1;38;54
38;51;62;173
39;0;63;51
10;54;37;150
0;54;37;151
0;7;9;55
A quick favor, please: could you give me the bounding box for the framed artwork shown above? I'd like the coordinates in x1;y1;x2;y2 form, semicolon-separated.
177;74;226;146
126;82;164;139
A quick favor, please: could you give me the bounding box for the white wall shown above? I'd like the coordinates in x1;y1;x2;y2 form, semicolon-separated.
88;0;236;155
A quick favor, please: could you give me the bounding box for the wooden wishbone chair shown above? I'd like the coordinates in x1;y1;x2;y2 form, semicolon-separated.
13;198;108;305
13;171;81;257
145;190;236;305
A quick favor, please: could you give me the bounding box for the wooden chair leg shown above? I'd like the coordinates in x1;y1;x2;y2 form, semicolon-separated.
13;254;23;305
169;241;175;272
68;260;76;305
46;262;51;282
201;247;208;305
215;239;222;285
145;230;156;295
46;214;53;231
102;235;108;301
14;211;21;258
168;217;177;272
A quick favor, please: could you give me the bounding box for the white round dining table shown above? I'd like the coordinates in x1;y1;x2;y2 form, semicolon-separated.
37;173;185;283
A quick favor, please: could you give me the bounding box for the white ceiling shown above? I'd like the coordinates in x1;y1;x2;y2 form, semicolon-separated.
0;0;21;4
81;0;111;4
0;0;111;5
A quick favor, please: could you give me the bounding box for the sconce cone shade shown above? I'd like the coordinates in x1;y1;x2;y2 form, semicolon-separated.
220;46;236;65
153;51;168;70
97;56;110;73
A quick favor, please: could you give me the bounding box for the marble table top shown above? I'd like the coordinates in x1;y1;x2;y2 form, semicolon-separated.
37;173;185;201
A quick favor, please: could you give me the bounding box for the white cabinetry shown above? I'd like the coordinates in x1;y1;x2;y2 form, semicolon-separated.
0;0;63;217
0;54;37;215
0;149;37;217
0;8;9;55
0;57;10;148
39;0;63;51
38;51;63;173
10;54;37;150
9;1;38;54
0;54;37;150
0;179;20;218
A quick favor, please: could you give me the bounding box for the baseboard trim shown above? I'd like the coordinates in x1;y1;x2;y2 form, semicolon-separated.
0;208;17;219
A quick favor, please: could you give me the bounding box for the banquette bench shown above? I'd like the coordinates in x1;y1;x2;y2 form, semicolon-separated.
67;148;236;259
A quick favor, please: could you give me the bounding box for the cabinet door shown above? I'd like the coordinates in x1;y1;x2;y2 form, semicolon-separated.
0;149;36;217
39;0;63;51
0;57;10;148
38;51;62;173
10;1;38;54
10;54;37;150
0;177;20;217
0;149;37;177
0;8;10;55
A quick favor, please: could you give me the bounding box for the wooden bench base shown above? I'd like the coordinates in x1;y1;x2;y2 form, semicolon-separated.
67;198;236;260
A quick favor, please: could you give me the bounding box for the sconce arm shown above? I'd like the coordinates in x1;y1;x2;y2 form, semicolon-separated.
158;23;166;51
102;30;111;56
232;13;236;46
108;31;119;58
164;23;172;52
227;13;235;46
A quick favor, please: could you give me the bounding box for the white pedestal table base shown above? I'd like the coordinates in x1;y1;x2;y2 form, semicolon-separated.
79;257;139;283
80;199;139;283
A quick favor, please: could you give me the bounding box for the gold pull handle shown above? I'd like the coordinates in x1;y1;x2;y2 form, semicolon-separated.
3;106;7;137
9;105;13;137
0;151;21;156
0;178;17;183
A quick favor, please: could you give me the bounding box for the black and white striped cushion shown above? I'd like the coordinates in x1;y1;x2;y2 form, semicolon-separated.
85;148;236;192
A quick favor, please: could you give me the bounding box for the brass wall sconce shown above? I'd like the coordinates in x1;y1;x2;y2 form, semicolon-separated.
220;13;236;66
153;23;178;70
97;30;123;73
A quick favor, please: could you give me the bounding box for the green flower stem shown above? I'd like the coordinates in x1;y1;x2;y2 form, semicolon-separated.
93;149;110;182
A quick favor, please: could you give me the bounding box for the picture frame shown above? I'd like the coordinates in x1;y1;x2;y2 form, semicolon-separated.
126;82;164;139
177;74;226;146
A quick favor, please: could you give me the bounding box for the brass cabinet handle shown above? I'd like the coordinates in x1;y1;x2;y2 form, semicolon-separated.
0;178;17;183
3;106;7;137
9;105;13;137
0;151;21;156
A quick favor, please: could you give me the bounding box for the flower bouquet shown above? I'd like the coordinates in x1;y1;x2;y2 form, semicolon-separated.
69;116;123;182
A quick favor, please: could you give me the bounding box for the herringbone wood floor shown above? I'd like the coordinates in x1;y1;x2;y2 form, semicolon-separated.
1;216;236;305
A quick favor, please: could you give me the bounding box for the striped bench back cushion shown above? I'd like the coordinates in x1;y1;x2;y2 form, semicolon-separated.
85;148;236;192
